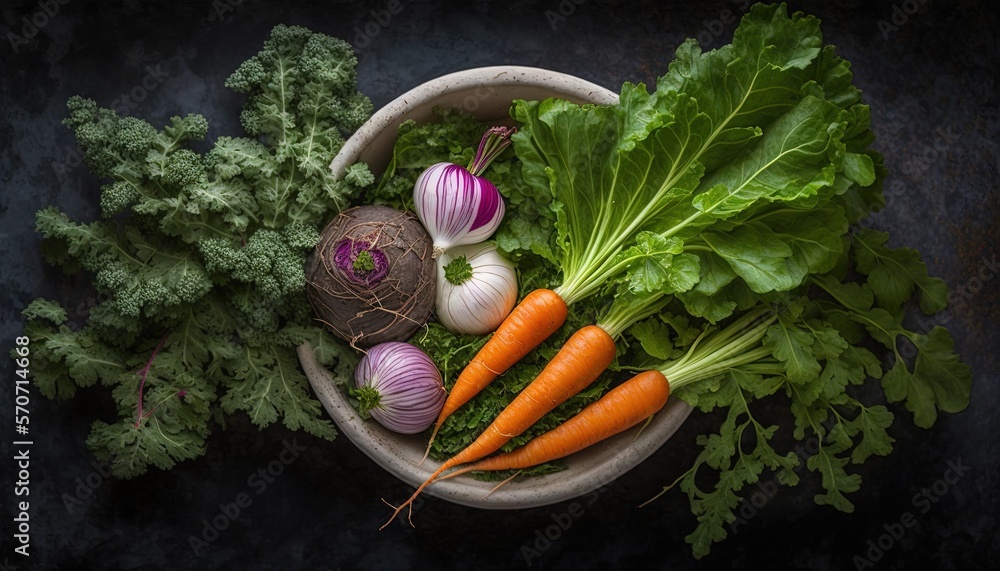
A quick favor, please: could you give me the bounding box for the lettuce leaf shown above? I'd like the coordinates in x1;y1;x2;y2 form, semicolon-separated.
510;3;873;311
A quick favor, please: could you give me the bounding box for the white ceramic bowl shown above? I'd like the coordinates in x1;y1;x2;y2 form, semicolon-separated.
298;65;692;509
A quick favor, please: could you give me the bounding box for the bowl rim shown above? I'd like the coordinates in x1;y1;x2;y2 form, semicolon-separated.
305;64;693;510
329;65;620;179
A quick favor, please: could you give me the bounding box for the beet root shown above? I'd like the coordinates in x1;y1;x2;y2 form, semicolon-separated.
306;205;435;348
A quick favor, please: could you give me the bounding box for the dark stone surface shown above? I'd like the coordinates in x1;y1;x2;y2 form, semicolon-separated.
1;0;997;570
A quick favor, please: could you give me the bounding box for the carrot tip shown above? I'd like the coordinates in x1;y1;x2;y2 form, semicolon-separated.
482;470;521;499
419;425;440;467
379;499;399;530
633;414;656;442
379;502;413;530
379;463;454;530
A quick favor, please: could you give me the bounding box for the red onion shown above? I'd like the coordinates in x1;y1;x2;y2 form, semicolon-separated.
353;342;446;434
413;126;514;257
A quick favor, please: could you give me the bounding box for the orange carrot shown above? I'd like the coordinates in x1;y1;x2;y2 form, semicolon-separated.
422;288;568;461
383;324;615;528
443;370;670;479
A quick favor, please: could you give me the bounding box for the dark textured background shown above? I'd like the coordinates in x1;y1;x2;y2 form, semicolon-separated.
1;0;997;570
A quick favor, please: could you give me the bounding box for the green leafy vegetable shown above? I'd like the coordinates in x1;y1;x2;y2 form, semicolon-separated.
22;24;370;478
852;227;949;315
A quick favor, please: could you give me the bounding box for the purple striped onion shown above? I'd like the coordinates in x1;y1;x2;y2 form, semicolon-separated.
413;126;514;256
354;342;445;434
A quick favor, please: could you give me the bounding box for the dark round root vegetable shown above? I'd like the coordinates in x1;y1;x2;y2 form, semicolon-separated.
306;205;435;348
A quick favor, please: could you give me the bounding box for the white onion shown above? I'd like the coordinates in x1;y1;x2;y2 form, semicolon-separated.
354;342;445;434
435;242;518;335
412;126;514;256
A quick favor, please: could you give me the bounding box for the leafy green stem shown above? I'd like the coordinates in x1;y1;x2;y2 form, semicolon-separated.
134;335;168;428
659;308;777;391
597;293;669;339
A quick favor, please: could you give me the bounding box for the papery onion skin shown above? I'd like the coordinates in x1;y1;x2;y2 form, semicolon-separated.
435;242;518;336
414;162;506;254
354;342;446;434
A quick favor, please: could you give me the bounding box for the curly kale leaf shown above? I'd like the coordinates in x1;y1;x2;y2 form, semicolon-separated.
27;24;370;478
225;24;373;226
220;337;336;441
198;223;318;303
86;334;221;479
35;207;213;321
63;96;251;243
21;299;124;399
